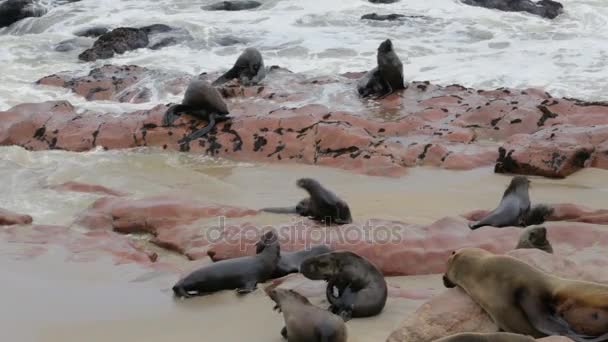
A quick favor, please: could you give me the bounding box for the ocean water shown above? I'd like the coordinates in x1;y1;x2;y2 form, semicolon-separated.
0;0;607;113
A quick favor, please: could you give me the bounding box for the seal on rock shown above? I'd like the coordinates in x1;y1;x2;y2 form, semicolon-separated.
267;288;347;342
469;176;531;229
516;226;553;253
261;178;352;225
162;79;230;145
212;47;266;86
357;39;405;98
256;243;333;279
443;247;608;341
433;332;536;342
172;230;279;298
300;251;387;320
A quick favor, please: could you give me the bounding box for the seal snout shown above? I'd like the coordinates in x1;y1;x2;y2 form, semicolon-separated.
443;275;456;288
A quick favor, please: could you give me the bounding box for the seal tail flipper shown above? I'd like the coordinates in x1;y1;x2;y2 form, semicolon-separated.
260;207;299;214
172;284;191;298
178;113;217;145
468;221;483;230
162;104;188;126
236;281;257;295
212;68;239;86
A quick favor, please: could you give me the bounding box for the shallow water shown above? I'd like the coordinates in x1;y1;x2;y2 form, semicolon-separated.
1;146;608;341
1;0;608;112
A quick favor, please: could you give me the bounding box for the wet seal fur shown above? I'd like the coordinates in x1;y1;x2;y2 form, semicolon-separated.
255;243;333;279
433;332;536;342
172;230;279;298
516;226;553;254
357;39;405;98
212;47;266;86
162;79;230;145
443;247;608;341
261;178;353;225
469;176;531;229
267;288;347;342
300;251;387;320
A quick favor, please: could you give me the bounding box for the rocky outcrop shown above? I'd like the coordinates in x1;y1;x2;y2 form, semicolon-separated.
78;27;149;61
0;207;33;225
461;0;563;19
202;1;262;11
386;248;607;342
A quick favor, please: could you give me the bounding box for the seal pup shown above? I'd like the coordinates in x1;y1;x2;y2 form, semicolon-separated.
261;178;352;225
162;79;230;145
469;176;531;229
433;332;536;342
443;247;608;341
172;230;279;298
256;243;333;279
267;288;347;342
300;251;387;320
357;39;405;98
516;226;553;253
212;47;266;86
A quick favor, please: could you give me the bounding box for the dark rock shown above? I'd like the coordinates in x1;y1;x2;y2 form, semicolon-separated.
78;27;149;62
74;26;109;38
214;35;248;46
0;0;46;28
369;0;400;3
461;0;564;19
54;37;91;52
361;13;407;21
202;1;262;11
140;25;193;50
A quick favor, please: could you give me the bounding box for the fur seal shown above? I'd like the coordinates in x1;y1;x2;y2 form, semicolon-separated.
433;332;536;342
300;251;387;320
212;47;266;86
261;178;352;225
443;247;608;341
162;79;230;145
172;230;279;298
516;226;553;253
256;243;333;279
357;39;405;98
267;288;347;342
469;176;531;229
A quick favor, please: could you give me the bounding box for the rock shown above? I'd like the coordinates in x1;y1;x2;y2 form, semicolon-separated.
361;13;407;21
46;181;128;196
386;248;608;342
139;24;193;50
213;35;248;46
0;0;45;28
202;1;262;11
54;37;91;52
74;26;110;38
369;0;400;3
0;207;33;225
461;0;563;19
78;27;149;62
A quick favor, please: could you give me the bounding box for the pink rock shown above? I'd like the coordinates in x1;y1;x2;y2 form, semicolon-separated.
0;207;33;225
46;181;128;196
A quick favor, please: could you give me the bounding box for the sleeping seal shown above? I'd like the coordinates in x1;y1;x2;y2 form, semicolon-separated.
469;176;531;229
212;47;266;86
267;288;347;342
162;79;230;145
301;251;387;320
172;230;279;297
443;247;608;341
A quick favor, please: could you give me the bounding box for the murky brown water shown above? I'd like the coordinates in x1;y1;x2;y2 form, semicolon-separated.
2;145;608;342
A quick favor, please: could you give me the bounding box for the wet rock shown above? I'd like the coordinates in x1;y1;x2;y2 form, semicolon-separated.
78;27;149;62
74;26;110;38
369;0;400;3
202;1;261;11
140;24;193;50
361;13;407;21
0;0;45;28
386;248;607;342
46;181;129;197
0;207;33;225
54;37;91;52
461;0;564;19
213;35;248;46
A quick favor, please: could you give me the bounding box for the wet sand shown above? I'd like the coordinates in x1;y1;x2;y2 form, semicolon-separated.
2;146;608;341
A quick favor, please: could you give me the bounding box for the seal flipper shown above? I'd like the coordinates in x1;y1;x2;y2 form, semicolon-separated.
178;113;217;144
212;68;239;86
260;206;298;214
163;104;190;126
236;280;257;295
280;326;288;340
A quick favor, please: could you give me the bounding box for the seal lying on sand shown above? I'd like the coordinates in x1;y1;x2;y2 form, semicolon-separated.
469;176;531;229
267;288;347;342
162;79;230;145
301;251;387;320
261;178;353;225
357;39;405;98
256;243;333;278
516;226;553;253
172;230;279;298
433;332;536;342
212;47;266;86
443;247;608;341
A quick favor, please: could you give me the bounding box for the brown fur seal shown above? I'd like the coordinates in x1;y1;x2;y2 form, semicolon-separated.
469;176;531;229
433;332;536;342
255;243;333;279
516;226;553;253
267;288;347;342
300;251;387;320
162;79;230;145
172;230;279;298
212;47;266;86
261;178;352;225
443;247;608;341
357;39;405;98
